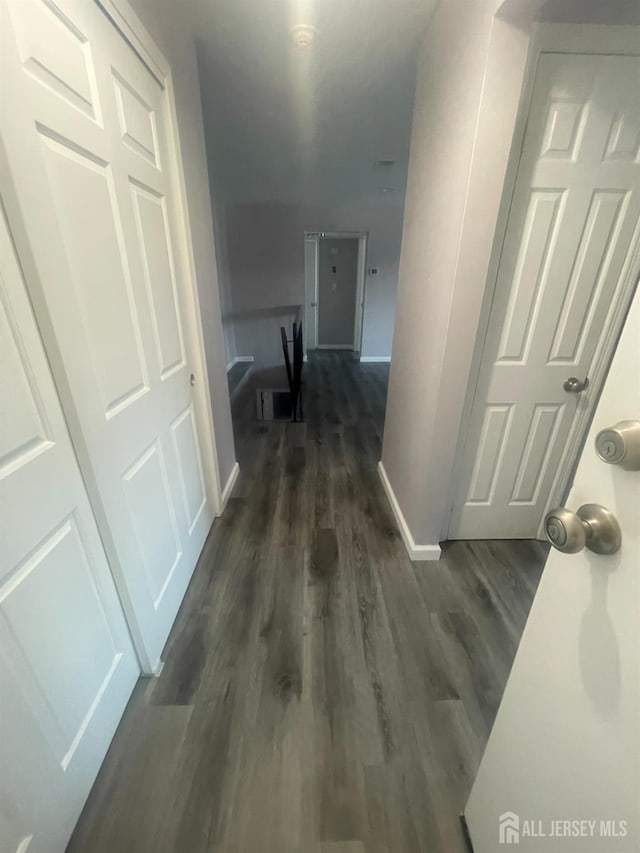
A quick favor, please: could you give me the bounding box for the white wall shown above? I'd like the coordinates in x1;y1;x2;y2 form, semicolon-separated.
210;200;237;367
380;0;533;549
223;199;404;363
126;0;237;490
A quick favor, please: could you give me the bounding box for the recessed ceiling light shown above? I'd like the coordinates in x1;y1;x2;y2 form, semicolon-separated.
289;24;317;48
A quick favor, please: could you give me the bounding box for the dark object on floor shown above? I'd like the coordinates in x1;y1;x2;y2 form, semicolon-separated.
255;387;292;421
280;321;304;421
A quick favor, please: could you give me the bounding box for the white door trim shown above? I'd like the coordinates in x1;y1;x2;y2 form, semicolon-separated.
95;0;223;519
304;231;368;353
446;22;640;541
354;233;368;351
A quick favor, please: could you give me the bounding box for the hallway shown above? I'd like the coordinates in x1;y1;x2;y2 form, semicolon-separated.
67;353;547;852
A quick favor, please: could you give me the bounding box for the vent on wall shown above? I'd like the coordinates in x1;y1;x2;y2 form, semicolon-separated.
374;159;396;169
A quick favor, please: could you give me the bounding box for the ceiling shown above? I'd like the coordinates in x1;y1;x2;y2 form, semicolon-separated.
498;0;640;25
190;0;437;204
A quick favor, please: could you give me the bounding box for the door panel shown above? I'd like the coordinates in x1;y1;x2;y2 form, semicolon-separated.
496;190;564;362
8;0;101;121
122;440;182;609
548;190;629;362
0;294;53;479
510;404;564;504
464;270;640;853
1;0;213;670
112;69;160;166
2;518;119;756
130;183;185;378
451;52;640;539
0;199;138;852
39;130;150;416
171;404;207;533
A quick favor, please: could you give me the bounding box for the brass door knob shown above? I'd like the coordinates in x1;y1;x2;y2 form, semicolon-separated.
544;504;621;555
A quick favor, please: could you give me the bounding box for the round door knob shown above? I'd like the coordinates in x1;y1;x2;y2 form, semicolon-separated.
595;420;640;470
544;507;586;553
544;504;621;555
563;375;589;393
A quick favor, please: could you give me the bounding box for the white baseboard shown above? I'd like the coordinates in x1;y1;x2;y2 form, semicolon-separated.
377;461;441;561
220;461;240;512
226;355;255;372
317;344;354;350
360;356;391;363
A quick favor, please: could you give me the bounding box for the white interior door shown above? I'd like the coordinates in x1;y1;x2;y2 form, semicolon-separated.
317;237;359;348
304;236;319;352
450;51;640;540
464;276;640;851
1;0;213;671
0;199;139;853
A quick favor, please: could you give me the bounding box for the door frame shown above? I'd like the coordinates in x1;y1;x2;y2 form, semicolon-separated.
445;23;640;541
304;231;368;353
0;0;224;672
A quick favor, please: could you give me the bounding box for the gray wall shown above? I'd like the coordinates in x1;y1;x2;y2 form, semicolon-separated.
381;0;532;548
223;199;404;363
127;0;237;491
210;200;237;367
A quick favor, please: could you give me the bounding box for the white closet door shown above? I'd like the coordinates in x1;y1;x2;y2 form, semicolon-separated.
0;198;139;853
1;0;214;670
451;52;640;539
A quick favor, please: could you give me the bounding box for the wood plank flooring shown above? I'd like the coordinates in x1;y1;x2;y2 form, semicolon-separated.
67;351;547;853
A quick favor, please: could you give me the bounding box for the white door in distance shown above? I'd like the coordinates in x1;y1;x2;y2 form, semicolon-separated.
1;0;213;671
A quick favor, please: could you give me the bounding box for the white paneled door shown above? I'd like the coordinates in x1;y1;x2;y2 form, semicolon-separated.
1;0;214;670
450;52;640;540
0;201;139;852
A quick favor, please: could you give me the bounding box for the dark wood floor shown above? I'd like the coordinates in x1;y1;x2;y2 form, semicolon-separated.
68;351;547;853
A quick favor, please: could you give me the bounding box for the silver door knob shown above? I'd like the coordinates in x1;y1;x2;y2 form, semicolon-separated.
595;420;640;470
544;504;621;555
563;376;589;393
